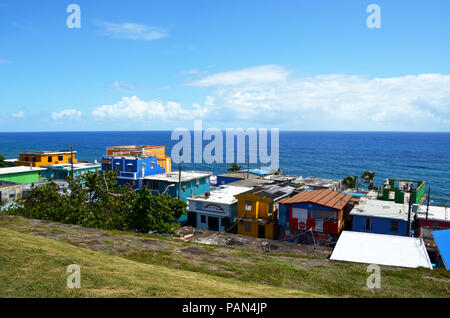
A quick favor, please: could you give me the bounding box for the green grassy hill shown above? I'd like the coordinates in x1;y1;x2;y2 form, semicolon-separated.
0;214;449;298
0;228;320;298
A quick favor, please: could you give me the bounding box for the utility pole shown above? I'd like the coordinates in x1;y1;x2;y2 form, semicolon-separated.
407;185;413;237
70;144;74;179
247;151;250;179
426;187;431;221
178;150;182;200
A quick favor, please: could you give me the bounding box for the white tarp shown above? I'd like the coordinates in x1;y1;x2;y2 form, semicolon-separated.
330;231;433;269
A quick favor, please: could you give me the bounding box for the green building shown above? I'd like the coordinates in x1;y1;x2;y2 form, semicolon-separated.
377;178;426;204
0;166;47;184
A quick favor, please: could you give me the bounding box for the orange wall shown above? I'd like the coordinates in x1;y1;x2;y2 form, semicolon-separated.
15;153;77;168
237;220;278;240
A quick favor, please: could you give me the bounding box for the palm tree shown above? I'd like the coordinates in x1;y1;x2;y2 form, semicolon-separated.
361;171;375;189
342;176;358;189
0;155;8;168
228;162;242;172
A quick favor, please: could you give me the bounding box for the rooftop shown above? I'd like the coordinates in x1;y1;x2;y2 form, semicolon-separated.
416;205;450;222
227;178;274;188
188;185;253;205
0;166;47;175
350;198;411;221
19;150;75;155
144;171;211;183
236;182;300;201
0;180;19;188
330;231;432;269
41;162;101;171
280;189;352;210
300;177;341;188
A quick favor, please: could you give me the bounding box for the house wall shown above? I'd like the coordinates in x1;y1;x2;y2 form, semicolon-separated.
237;219;278;240
188;199;238;233
0;171;42;183
0;184;23;203
417;219;450;236
352;215;408;236
15;153;77;168
43;167;99;180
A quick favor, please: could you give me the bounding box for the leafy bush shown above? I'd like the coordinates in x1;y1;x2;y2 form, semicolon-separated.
6;170;187;234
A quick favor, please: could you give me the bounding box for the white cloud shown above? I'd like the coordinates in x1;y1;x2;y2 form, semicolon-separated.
197;70;450;128
0;59;11;64
110;80;138;91
12;111;24;118
51;109;82;120
92;96;209;121
187;65;290;87
96;21;167;41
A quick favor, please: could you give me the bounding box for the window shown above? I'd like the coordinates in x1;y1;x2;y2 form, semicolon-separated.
183;185;187;192
311;210;336;221
245;222;251;232
58;155;63;161
365;218;371;231
24;156;28;162
201;215;206;223
390;221;399;232
148;181;158;190
196;180;200;188
221;218;226;227
48;156;52;163
245;201;252;211
196;202;202;210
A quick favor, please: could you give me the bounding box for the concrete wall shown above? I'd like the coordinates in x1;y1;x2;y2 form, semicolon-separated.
352;215;408;236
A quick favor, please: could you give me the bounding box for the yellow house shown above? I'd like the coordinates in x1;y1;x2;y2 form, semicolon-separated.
106;145;171;172
14;150;77;168
234;183;299;240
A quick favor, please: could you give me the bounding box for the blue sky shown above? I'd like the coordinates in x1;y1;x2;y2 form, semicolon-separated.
0;0;449;132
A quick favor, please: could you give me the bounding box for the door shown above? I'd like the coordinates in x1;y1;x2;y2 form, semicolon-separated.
208;216;219;231
292;208;308;229
258;225;266;238
187;212;197;227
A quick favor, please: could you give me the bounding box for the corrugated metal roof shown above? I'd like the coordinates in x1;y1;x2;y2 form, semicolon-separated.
279;189;352;210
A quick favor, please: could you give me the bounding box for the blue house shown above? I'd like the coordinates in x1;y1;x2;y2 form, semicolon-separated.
187;185;252;233
279;189;353;245
143;171;211;224
350;198;413;236
42;162;101;180
100;155;165;190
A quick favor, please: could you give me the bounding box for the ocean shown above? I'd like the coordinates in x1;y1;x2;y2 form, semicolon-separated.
1;131;449;206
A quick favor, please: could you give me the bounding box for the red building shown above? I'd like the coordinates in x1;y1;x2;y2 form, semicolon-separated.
415;205;450;236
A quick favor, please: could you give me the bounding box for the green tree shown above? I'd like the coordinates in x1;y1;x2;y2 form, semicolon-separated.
128;187;187;234
361;171;376;190
342;176;358;189
0;155;8;168
228;162;242;172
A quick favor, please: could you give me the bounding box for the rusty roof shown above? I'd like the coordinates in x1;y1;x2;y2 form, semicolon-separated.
279;189;352;210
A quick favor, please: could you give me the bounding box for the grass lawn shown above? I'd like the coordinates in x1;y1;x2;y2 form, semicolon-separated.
0;227;321;298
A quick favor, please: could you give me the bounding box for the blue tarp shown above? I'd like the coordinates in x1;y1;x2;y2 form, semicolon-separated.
433;229;450;270
343;192;365;197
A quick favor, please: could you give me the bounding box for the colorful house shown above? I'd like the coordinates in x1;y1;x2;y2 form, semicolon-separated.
106;145;171;173
377;178;426;204
350;198;412;236
0;181;23;204
42;162;101;180
432;229;450;270
143;171;212;224
279;189;353;246
143;171;211;201
14;150;77;168
0;166;46;183
297;177;343;192
100;155;165;190
415;205;450;236
234;183;299;240
187;185;252;232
